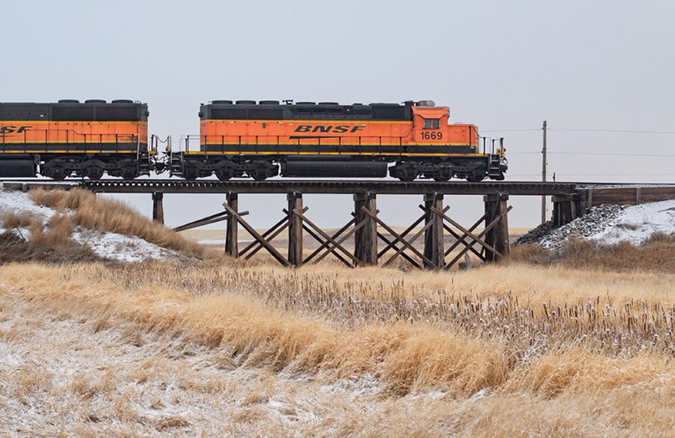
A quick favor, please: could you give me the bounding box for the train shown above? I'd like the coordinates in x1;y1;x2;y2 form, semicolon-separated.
0;99;507;181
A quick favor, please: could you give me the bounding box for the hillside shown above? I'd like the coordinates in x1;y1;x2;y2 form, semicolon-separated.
0;188;202;264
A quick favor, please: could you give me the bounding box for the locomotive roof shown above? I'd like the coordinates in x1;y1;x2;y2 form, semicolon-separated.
200;100;415;121
0;101;148;121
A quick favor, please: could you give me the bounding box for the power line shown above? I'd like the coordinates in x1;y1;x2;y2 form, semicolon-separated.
550;128;675;134
508;173;674;177
481;129;541;133
551;152;675;157
482;127;675;134
505;151;675;157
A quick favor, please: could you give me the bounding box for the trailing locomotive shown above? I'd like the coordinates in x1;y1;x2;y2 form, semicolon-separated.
171;100;507;181
0;100;150;179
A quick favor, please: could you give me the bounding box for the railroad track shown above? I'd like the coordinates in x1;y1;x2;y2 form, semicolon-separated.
1;178;673;199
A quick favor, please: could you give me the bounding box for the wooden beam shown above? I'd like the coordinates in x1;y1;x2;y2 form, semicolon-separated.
441;212;486;258
173;210;249;233
376;231;422;269
361;208;438;269
244;222;289;260
223;202;290;266
152;192;164;225
445;205;513;268
225;193;239;257
238;215;289;257
304;217;355;264
353;192;377;265
302;223;352;267
423;193;445;269
287;192;304;267
431;206;504;259
294;209;362;266
377;212;426;258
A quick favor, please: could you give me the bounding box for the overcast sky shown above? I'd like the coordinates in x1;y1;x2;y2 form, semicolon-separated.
2;0;674;229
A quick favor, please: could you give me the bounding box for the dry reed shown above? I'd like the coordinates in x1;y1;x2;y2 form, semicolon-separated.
2;261;675;435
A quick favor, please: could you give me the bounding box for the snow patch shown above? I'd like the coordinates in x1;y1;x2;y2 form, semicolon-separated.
0;189;183;262
0;189;58;220
517;200;675;250
72;228;180;263
591;200;675;245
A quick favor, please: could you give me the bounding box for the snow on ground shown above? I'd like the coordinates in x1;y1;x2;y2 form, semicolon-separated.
518;200;675;250
0;188;59;220
72;228;180;263
591;200;675;245
0;189;180;262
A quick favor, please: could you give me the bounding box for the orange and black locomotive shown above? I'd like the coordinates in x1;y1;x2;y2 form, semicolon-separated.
0;99;150;179
172;100;507;181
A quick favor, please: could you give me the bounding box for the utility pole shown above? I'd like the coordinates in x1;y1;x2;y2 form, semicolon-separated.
541;120;548;224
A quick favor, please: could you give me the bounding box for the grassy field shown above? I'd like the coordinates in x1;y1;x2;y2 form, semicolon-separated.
1;258;675;435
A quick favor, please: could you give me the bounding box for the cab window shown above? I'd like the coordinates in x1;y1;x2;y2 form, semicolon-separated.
424;118;440;129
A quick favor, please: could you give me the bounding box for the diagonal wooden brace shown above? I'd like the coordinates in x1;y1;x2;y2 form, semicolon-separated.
301;223;352;267
223;203;290;266
245;221;290;260
377;211;427;259
173;210;249;233
440;212;486;260
445;205;513;268
294;209;362;266
304;217;355;264
376;231;422;269
313;217;367;265
431;206;504;259
238;214;290;257
361;207;438;269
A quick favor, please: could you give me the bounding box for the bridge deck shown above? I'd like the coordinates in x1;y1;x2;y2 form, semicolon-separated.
1;179;673;202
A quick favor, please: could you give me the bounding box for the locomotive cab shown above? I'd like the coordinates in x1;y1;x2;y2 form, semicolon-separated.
411;102;479;151
412;103;449;144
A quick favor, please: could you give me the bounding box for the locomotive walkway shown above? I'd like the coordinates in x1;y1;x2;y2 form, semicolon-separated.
2;178;674;270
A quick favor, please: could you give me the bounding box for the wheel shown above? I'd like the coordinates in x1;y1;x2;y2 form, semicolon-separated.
398;167;417;182
433;167;453;182
466;170;486;182
121;166;139;180
215;168;233;181
50;166;70;181
251;172;268;181
182;165;199;181
86;166;104;180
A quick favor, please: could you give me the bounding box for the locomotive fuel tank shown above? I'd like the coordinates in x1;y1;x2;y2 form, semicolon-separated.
281;157;388;178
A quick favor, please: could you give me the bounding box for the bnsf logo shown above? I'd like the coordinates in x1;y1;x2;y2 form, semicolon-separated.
294;125;365;134
0;126;32;134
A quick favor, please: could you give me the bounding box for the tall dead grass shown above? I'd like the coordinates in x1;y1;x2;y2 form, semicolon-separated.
3;262;675;398
3;261;675;434
509;234;675;273
30;188;203;257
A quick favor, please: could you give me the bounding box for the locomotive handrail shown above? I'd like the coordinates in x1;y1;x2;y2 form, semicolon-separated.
0;127;141;154
175;133;481;154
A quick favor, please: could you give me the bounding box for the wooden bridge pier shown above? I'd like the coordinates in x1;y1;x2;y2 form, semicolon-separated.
225;192;239;257
152;192;164;224
287;192;303;266
354;192;378;266
552;194;583;227
424;193;445;269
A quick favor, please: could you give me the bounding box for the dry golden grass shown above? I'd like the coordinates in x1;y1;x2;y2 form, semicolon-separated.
510;234;675;273
1;237;675;435
29;188;204;257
